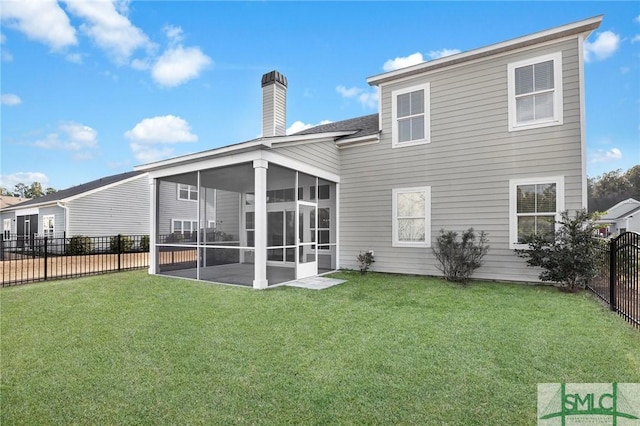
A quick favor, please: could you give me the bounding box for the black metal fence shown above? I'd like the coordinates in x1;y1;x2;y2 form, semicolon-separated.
1;235;149;287
588;232;640;329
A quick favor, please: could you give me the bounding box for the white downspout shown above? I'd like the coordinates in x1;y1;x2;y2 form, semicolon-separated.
56;201;69;237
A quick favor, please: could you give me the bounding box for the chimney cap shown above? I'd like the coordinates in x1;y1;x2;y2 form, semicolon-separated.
261;70;287;88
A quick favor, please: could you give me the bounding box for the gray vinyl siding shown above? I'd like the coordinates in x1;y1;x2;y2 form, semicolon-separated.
215;190;241;240
339;38;583;282
67;175;150;237
273;141;340;176
38;205;65;237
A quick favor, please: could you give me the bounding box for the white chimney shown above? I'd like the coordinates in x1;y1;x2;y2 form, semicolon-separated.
261;70;287;137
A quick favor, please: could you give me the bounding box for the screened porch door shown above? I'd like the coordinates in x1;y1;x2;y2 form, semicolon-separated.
296;201;317;279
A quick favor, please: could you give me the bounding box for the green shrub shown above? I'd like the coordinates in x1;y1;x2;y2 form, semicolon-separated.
66;236;93;255
515;209;600;292
110;235;133;253
140;235;150;252
357;251;375;274
432;228;489;284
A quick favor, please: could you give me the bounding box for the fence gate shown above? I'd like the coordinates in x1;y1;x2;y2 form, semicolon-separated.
589;231;640;329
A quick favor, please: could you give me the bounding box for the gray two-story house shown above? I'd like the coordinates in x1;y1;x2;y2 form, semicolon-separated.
135;15;601;288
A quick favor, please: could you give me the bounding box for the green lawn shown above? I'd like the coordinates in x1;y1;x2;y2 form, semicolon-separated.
1;271;638;425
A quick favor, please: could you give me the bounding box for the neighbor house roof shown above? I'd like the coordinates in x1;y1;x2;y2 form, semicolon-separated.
3;171;146;211
0;196;31;210
598;198;640;221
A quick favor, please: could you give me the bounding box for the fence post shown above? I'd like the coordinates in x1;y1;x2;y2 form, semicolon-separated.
609;237;616;312
117;234;122;271
44;237;48;281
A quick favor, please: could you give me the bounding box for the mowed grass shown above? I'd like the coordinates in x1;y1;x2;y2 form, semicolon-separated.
1;271;639;425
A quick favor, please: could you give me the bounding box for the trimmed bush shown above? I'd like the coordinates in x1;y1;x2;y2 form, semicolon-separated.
66;236;93;255
140;235;150;252
110;235;133;254
432;228;489;284
357;251;375;274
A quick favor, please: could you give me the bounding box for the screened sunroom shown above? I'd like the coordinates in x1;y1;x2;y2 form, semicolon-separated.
144;153;339;289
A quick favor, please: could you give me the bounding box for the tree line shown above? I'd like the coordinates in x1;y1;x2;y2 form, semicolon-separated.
588;165;640;212
0;182;57;199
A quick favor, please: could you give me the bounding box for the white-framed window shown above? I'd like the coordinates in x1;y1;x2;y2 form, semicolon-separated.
507;52;563;132
177;183;198;201
42;215;55;238
392;187;431;247
391;83;430;148
245;212;255;247
3;219;11;240
171;219;198;235
509;176;564;249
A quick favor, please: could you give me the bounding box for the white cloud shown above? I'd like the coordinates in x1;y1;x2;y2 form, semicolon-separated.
590;147;623;164
584;31;620;62
164;24;184;46
632;35;640;44
62;0;154;64
0;172;50;189
151;45;212;87
426;48;461;60
0;0;77;51
336;85;379;109
286;120;332;135
1;94;22;106
124;115;198;143
635;15;640;24
0;33;5;44
33;122;99;152
383;52;424;72
129;142;176;164
125;115;198;163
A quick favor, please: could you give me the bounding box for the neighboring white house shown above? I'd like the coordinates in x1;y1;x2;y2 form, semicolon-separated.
135;16;602;288
0;171;150;243
595;198;640;236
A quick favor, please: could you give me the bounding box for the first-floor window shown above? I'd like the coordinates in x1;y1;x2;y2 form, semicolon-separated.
509;176;564;249
3;219;11;240
43;215;55;238
178;184;198;201
392;186;431;247
171;219;198;239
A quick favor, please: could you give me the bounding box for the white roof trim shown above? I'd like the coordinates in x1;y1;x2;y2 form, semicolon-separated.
367;15;602;86
335;132;381;148
135;131;355;172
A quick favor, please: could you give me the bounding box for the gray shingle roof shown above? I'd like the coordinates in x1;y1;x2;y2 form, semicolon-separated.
7;171;145;209
291;113;379;140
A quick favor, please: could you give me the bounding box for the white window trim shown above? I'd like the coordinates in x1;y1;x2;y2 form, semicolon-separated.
507;52;563;132
392;186;431;248
391;83;431;148
509;176;564;250
171;219;198;234
177;183;198;202
42;215;55;237
3;218;11;239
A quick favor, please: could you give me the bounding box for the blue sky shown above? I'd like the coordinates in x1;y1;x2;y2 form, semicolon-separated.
1;1;639;191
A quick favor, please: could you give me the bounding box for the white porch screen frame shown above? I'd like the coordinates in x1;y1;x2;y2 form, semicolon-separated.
507;52;563;132
391;83;430;148
392;186;431;247
509;176;564;250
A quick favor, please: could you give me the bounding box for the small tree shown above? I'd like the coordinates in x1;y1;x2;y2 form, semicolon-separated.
515;209;600;292
432;228;489;284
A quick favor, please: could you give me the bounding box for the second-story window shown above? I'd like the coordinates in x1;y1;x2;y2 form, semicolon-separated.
178;183;198;201
508;52;563;131
392;83;430;148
